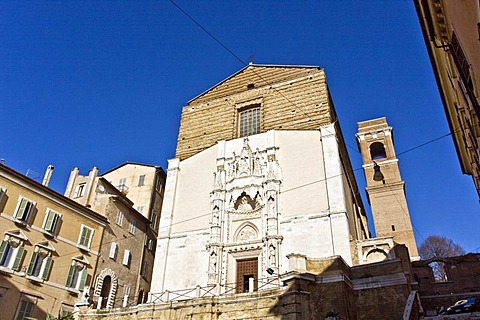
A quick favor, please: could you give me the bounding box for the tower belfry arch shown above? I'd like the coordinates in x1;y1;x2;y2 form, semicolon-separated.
356;117;418;259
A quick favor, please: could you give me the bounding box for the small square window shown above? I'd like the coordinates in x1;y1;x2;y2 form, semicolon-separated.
74;183;86;198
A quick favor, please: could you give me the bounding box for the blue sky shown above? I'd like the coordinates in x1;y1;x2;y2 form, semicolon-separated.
1;1;478;252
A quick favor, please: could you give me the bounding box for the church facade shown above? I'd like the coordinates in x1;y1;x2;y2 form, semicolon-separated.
150;64;370;295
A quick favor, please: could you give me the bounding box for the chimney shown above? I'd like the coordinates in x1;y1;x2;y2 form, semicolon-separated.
42;165;54;187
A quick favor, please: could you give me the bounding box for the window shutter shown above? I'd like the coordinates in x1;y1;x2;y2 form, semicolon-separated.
65;265;75;287
15;199;28;220
44;211;56;232
78;269;88;290
26;252;38;275
41;257;52;280
123;250;130;266
0;188;5;202
0;241;7;263
109;243;117;259
12;246;25;271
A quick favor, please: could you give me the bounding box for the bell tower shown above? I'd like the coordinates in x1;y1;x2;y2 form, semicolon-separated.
356;117;418;258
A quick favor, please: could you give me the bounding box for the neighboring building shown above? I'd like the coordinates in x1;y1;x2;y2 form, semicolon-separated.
151;64;371;295
101;162;166;234
356;118;419;260
64;164;164;309
0;164;108;320
415;0;480;200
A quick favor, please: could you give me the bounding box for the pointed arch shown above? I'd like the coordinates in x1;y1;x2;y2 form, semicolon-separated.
234;222;259;242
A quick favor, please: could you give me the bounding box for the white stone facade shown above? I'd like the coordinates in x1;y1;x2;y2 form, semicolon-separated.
151;127;362;294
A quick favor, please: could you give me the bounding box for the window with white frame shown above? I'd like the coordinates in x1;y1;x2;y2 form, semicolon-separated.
239;105;260;137
122;250;131;267
109;242;118;260
138;175;145;187
156;178;162;192
0;231;26;272
116;211;124;226
42;209;61;235
13;197;36;224
65;257;89;291
15;297;36;320
151;212;157;230
77;225;93;249
136;206;143;214
26;243;54;281
128;220;136;234
118;178;127;192
73;183;86;198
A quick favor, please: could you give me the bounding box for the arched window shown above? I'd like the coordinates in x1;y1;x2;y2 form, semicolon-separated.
428;261;448;282
370;142;386;160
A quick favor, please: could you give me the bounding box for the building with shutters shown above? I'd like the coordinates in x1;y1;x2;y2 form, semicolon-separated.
415;0;480;200
0;163;108;320
64;163;165;309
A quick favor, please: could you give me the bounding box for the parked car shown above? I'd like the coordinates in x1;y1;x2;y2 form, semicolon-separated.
444;298;480;314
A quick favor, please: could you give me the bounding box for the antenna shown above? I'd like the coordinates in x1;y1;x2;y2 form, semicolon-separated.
26;169;40;181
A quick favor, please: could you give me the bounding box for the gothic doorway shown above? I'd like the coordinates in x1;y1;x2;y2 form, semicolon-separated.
236;258;258;293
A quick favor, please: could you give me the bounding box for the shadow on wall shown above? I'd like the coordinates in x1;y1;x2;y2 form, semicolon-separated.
269;245;418;320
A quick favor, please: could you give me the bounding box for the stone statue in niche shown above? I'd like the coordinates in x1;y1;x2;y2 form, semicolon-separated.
269;244;276;266
209;251;217;273
236;225;257;241
268;198;276;217
212;207;219;225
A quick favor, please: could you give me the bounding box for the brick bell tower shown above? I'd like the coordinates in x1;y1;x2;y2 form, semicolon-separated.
356;117;418;258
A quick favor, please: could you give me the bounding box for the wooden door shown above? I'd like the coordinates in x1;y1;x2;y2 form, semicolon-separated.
236;258;258;293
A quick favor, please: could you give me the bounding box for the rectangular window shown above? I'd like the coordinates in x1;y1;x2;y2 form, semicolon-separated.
138;175;145;187
73;183;86;198
141;260;148;277
239;106;260;137
118;178;127;192
0;240;25;271
451;31;473;91
26;251;52;281
65;265;88;290
116;211;124;226
14;197;35;223
156;179;163;192
109;242;118;260
15;299;35;320
0;186;6;203
128;220;136;234
122;250;131;267
77;225;93;249
42;209;61;234
136;206;144;214
124;285;130;297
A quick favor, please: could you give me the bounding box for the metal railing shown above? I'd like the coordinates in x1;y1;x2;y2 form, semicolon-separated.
149;276;282;303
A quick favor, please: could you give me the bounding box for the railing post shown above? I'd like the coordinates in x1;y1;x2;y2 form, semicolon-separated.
248;277;254;293
164;290;170;302
147;292;152;303
97;297;102;309
196;285;201;297
215;283;221;296
122;294;128;307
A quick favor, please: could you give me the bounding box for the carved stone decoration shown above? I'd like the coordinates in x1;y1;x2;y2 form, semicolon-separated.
236;225;258;242
93;268;118;309
268;244;276;266
209;250;217;273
